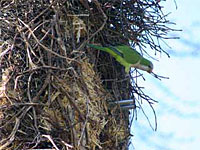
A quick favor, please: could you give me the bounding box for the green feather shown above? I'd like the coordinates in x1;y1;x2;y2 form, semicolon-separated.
87;44;153;73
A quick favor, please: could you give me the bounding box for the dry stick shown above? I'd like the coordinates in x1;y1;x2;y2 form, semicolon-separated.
68;104;78;147
0;105;25;130
0;55;51;149
54;76;85;122
77;119;88;147
77;93;89;147
53;12;67;56
17;2;54;33
11;103;46;107
2;76;49;132
136;98;157;131
17;18;79;64
17;66;67;76
76;0;108;51
23;34;38;68
151;72;169;80
46;23;54;106
0;43;14;58
32;74;51;102
42;135;59;150
29;21;52;66
76;71;99;147
0;118;20;150
61;140;73;150
27;72;39;133
0;106;32;150
3;1;103;148
27;20;50;39
132;85;158;131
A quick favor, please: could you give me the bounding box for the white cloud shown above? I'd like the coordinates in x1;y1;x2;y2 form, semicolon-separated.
131;0;200;148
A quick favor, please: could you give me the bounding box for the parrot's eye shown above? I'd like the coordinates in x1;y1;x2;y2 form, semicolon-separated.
149;63;154;69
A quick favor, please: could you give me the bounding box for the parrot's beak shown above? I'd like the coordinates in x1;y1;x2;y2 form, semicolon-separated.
147;69;153;73
148;62;154;73
136;64;153;73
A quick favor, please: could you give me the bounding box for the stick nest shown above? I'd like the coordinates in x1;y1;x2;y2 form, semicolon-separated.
0;0;174;149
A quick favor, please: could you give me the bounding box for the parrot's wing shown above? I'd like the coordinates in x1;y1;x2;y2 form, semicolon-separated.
109;46;124;58
113;45;142;65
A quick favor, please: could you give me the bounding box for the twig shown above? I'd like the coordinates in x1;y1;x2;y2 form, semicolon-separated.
0;106;32;149
61;140;73;150
42;135;59;150
76;0;108;51
151;72;169;80
0;42;14;58
27;72;39;133
0;118;20;150
18;18;79;64
54;76;85;122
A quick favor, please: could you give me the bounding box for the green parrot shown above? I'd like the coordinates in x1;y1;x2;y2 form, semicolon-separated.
87;44;153;73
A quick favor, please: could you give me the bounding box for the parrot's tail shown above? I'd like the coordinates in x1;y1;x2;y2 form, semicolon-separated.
87;44;107;52
87;44;123;58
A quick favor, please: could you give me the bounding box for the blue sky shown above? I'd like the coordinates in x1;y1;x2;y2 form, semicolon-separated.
130;0;200;150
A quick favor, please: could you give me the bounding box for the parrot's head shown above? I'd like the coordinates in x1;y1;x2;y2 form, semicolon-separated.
138;58;154;73
147;61;154;73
